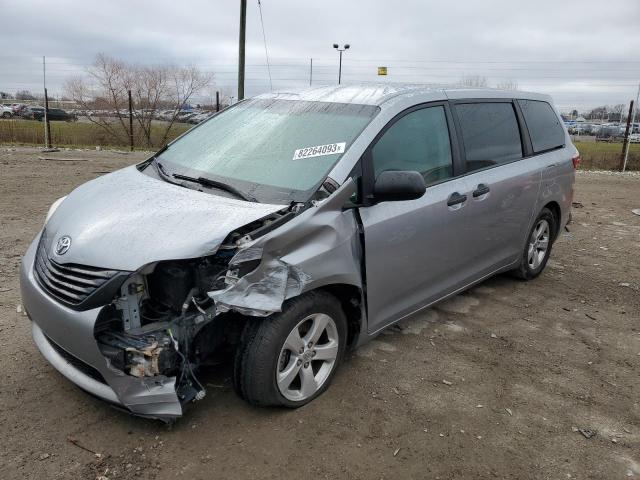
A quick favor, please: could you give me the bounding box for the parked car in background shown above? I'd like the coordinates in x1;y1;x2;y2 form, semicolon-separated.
20;106;45;120
629;133;640;143
47;108;77;122
569;123;593;135
1;104;13;118
20;107;76;121
21;84;577;420
596;125;625;142
12;103;27;115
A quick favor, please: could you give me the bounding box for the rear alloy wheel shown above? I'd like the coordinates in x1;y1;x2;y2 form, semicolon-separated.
527;219;550;270
513;207;556;280
234;291;347;407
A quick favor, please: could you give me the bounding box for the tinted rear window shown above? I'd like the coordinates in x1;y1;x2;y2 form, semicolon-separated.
519;100;564;153
454;102;523;172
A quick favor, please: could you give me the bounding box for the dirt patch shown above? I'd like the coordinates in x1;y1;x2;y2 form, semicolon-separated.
1;147;639;479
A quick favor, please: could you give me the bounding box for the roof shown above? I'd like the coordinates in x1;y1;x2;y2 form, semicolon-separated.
256;83;551;107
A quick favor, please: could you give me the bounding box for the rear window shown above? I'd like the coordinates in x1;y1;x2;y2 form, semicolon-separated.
519;100;564;153
454;102;523;172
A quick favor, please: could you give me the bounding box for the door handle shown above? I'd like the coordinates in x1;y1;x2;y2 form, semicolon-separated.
546;163;558;169
447;192;467;206
472;183;490;198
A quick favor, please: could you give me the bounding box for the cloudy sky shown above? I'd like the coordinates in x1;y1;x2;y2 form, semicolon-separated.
2;0;639;111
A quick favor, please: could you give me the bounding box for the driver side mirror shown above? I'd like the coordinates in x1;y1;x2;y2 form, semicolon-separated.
373;170;426;202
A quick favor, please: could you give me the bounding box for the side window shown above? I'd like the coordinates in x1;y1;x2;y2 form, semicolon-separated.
371;106;453;186
454;102;523;172
519;100;565;153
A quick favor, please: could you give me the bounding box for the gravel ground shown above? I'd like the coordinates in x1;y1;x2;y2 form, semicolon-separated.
1;147;639;480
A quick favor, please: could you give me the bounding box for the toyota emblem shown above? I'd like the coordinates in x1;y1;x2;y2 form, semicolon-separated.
55;236;72;255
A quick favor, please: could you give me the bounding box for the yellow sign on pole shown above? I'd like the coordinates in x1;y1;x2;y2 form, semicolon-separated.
377;66;388;76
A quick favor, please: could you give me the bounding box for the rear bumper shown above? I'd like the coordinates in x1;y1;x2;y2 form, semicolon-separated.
21;233;183;420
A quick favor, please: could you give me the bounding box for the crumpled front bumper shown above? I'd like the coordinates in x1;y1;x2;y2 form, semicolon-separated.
20;233;183;420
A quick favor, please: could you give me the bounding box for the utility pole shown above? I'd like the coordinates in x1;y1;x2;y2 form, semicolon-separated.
309;58;313;86
216;91;220;112
128;90;134;151
44;88;52;149
619;99;634;171
42;56;50;149
237;0;247;101
621;82;640;172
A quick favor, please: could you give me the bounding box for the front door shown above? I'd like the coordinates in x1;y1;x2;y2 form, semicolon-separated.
359;103;477;333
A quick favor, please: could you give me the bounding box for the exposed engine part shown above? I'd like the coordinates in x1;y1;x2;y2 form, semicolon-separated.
115;274;147;330
97;325;178;377
147;262;193;313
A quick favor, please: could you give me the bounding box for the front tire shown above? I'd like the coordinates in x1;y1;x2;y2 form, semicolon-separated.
512;208;556;280
233;291;347;407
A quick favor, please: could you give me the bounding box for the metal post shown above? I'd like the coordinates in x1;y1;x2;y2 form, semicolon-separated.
622;83;640;172
237;0;247;101
216;91;220;112
620;99;634;171
310;58;313;86
338;51;343;85
44;88;52;149
42;56;49;148
128;89;134;151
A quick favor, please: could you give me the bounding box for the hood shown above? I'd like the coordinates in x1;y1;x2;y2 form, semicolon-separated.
43;166;283;271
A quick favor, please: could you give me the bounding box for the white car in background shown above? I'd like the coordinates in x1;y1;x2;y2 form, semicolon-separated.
1;104;13;118
629;133;640;143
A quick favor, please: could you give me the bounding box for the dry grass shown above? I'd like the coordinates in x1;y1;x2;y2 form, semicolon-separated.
0;119;190;149
575;141;640;170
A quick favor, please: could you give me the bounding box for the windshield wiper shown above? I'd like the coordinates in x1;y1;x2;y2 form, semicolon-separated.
150;156;186;188
172;173;257;202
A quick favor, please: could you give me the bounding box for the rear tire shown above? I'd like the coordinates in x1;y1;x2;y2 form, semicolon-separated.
233;291;347;407
512;208;556;280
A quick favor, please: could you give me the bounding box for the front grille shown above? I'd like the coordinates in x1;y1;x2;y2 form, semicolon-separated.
45;334;107;384
34;240;118;307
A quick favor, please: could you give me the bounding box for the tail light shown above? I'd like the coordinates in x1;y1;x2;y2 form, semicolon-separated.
572;153;581;169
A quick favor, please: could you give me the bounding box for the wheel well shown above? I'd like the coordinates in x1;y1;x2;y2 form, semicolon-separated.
317;284;363;348
542;201;561;239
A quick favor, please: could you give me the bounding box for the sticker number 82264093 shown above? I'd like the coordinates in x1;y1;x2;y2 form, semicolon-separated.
292;142;346;160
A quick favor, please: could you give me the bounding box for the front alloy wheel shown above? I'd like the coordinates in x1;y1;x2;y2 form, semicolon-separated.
277;313;339;401
234;291;347;407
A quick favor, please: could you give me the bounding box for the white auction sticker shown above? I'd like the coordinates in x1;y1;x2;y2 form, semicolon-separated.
293;142;346;160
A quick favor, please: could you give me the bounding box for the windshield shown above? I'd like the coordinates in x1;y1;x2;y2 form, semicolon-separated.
156;98;379;204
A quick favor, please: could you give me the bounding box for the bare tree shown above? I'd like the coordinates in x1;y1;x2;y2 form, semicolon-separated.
609;104;625;123
16;90;37;100
459;75;488;88
65;54;213;148
496;80;519;90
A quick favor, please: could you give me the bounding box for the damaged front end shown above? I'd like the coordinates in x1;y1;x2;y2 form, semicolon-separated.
93;206;308;412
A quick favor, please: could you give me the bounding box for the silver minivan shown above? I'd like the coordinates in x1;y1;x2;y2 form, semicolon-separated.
20;85;577;420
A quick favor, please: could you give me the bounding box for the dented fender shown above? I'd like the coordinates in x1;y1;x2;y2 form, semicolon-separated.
209;178;365;319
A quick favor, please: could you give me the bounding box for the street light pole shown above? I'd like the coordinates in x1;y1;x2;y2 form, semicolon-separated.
332;44;350;85
238;0;247;101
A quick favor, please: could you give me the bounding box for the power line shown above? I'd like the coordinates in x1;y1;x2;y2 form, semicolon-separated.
257;0;272;91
